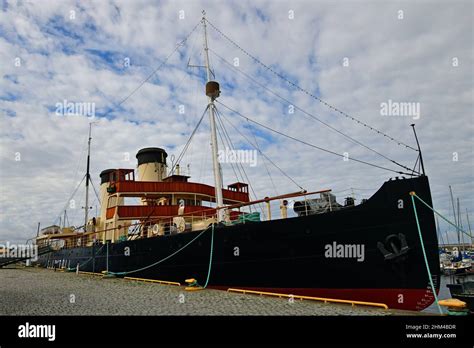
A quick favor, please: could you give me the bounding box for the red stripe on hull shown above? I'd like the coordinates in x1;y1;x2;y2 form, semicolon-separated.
212;286;438;311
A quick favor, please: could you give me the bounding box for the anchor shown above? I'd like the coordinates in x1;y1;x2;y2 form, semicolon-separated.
377;233;409;261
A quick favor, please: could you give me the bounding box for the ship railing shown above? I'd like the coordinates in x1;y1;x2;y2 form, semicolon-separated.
218;189;333;222
56;189;334;248
56;210;218;249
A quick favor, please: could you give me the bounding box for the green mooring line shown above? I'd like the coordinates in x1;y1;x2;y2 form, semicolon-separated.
108;225;213;277
410;193;443;315
414;194;471;239
203;223;215;288
66;243;106;272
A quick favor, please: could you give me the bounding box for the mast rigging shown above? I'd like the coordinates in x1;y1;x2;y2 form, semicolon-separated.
84;123;92;232
202;11;225;222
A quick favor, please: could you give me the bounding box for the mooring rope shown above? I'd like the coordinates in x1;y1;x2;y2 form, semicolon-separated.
410;192;443;315
203;223;215;288
412;193;471;239
107;225;214;278
65;243;106;271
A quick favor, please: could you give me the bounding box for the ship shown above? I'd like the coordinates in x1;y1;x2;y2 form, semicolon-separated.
34;12;440;311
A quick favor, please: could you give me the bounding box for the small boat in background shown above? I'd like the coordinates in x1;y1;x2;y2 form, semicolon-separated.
446;277;474;314
441;247;472;275
443;262;472;275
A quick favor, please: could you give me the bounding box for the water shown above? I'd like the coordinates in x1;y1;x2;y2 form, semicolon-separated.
423;274;473;314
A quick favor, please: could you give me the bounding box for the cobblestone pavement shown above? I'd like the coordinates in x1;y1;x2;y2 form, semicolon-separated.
0;267;414;316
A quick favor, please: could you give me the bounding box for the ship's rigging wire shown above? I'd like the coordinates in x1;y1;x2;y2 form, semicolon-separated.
209;48;419;175
68;131;89;193
217;105;279;197
198;133;210;183
169;105;209;175
54;174;86;225
171;104;266;217
89;177;101;204
130;115;221;238
173;23;201;95
205;18;418;153
215;109;251;187
215;109;264;215
96;20;201;119
216;100;416;177
411;154;421;176
215;106;306;190
53;132;89;224
247;119;280;196
215;118;243;184
52;21;202;227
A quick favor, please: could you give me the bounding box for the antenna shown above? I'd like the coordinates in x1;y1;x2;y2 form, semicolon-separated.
84;122;98;232
410;124;425;175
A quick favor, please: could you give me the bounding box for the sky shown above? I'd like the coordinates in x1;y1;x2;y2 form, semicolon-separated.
0;0;472;245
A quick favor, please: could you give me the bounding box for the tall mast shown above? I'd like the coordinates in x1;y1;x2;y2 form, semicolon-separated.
202;11;224;222
466;208;473;245
84;123;92;232
435;215;444;246
457;198;465;252
448;185;459;247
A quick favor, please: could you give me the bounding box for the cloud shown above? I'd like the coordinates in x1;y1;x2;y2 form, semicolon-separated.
0;0;472;245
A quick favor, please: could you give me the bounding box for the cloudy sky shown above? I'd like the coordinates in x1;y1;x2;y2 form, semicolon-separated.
0;0;472;245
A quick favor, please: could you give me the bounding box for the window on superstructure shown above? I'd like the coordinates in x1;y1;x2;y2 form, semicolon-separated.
107;196;117;208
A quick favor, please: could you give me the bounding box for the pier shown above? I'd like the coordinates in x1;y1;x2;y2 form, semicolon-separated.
0;266;430;316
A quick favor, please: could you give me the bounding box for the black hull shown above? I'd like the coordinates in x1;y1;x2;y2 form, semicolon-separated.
38;176;440;311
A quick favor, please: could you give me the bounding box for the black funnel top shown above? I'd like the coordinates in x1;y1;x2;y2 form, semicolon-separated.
99;169;116;184
136;147;168;165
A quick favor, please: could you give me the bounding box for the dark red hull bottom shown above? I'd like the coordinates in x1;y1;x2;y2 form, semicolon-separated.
212;286;438;311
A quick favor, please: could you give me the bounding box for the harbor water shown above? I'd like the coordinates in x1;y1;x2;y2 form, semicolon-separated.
423;274;474;314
